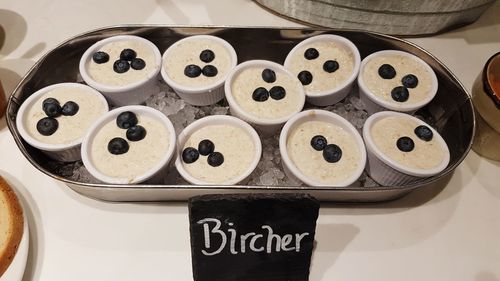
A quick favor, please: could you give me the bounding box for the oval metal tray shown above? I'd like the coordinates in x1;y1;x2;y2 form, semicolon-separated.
6;25;474;202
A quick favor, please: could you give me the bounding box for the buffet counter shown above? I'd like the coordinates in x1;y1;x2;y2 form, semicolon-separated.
0;1;499;280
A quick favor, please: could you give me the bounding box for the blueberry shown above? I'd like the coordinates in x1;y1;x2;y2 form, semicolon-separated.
42;98;60;113
198;139;215;156
391;86;410;102
323;144;342;163
397;136;414;152
120;48;137;61
323;60;339;73
378;64;396;79
107;137;129;155
298;70;313;85
402;74;419;88
182;147;199;164
414;125;433;141
304;48;319;60
310;135;327;151
199;49;215;63
116;111;138;129
252;87;269;102
113;59;130;73
202;65;218;77
61;101;79;116
92;51;109;64
36;117;58;136
131;58;146;70
184;64;202;78
126;125;147;142
262;68;276;83
269;86;286;100
42;100;62;118
207;152;224;167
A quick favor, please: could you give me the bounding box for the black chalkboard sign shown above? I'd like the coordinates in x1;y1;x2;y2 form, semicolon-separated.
188;193;320;281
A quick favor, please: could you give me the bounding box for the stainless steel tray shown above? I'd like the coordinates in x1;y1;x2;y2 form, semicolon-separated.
6;25;474;202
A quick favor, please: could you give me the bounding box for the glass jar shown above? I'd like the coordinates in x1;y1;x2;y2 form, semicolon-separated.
471;52;500;161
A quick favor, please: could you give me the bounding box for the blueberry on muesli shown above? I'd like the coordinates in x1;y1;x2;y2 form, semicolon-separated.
108;137;129;155
182;147;200;164
116;111;138;129
36;117;59;136
61;101;79;116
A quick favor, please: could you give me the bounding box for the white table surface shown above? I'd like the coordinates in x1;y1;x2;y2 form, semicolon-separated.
1;1;500;280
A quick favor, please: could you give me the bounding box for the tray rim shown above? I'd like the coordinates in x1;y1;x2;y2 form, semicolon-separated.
5;24;475;199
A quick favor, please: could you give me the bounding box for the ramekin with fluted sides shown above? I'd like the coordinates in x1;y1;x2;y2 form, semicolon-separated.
363;111;450;186
279;109;366;187
81;105;176;184
79;35;162;106
225;60;306;135
357;50;438;114
283;34;361;106
175;115;262;185
161;35;237;106
16;83;109;162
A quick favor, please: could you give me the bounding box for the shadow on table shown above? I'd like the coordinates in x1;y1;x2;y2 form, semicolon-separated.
310;223;359;280
476;271;500;281
0;170;45;281
0;9;27;56
465;150;500;200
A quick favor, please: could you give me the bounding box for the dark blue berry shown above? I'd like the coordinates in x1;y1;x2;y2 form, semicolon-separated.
378;64;396;79
323;144;342;163
61;101;79;116
202;65;218;77
402;74;419;88
391;86;410;102
43;101;62;118
107;137;129;155
92;51;109;64
116;111;138;129
252;87;269;102
42;98;60;113
397;136;414;152
199;49;215;63
207;152;224;167
120;48;137;61
414;125;433;141
126;125;146;142
182;147;199;164
198;139;215;156
184;64;202;78
304;48;319;60
262;68;276;83
298;70;313;85
310;135;327;151
131;58;146;70
113;59;130;73
269;86;286;100
36;117;58;136
323;60;339;73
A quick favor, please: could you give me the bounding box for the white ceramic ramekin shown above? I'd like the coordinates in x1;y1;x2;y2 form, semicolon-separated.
363;111;450;186
283;34;361;106
161;35;237;106
16;83;109;162
279;109;367;187
175;115;262;185
225;60;306;135
79;35;162;106
81;105;176;184
357;50;438;114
